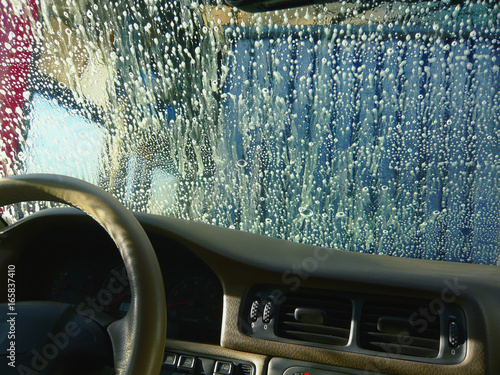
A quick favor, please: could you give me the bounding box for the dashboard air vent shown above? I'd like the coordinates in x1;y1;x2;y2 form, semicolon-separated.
276;292;352;346
359;300;440;358
238;364;254;375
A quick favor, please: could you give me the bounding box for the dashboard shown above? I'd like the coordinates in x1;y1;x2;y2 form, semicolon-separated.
1;207;500;375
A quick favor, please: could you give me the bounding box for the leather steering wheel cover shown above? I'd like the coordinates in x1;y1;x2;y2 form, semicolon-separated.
0;174;166;375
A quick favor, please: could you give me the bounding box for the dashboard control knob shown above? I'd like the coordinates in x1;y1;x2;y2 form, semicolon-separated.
448;320;460;348
250;300;260;321
262;300;274;324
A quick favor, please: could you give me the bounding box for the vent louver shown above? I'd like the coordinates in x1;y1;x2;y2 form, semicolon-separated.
276;292;352;346
359;300;440;358
238;364;253;375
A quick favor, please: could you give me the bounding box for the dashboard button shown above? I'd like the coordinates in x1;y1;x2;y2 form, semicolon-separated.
164;353;178;366
214;361;233;375
178;355;196;371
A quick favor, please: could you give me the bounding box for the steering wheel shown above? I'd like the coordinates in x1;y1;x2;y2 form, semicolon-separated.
0;174;167;374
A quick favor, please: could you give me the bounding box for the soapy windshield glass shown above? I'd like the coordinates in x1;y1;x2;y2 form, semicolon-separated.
0;0;499;264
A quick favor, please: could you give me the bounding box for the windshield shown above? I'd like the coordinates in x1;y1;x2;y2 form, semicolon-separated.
0;0;499;264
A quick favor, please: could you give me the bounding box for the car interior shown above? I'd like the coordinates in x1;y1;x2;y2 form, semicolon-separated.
0;0;499;375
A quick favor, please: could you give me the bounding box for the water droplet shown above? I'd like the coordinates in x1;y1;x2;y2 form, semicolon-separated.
336;212;345;218
299;208;313;217
381;185;389;191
